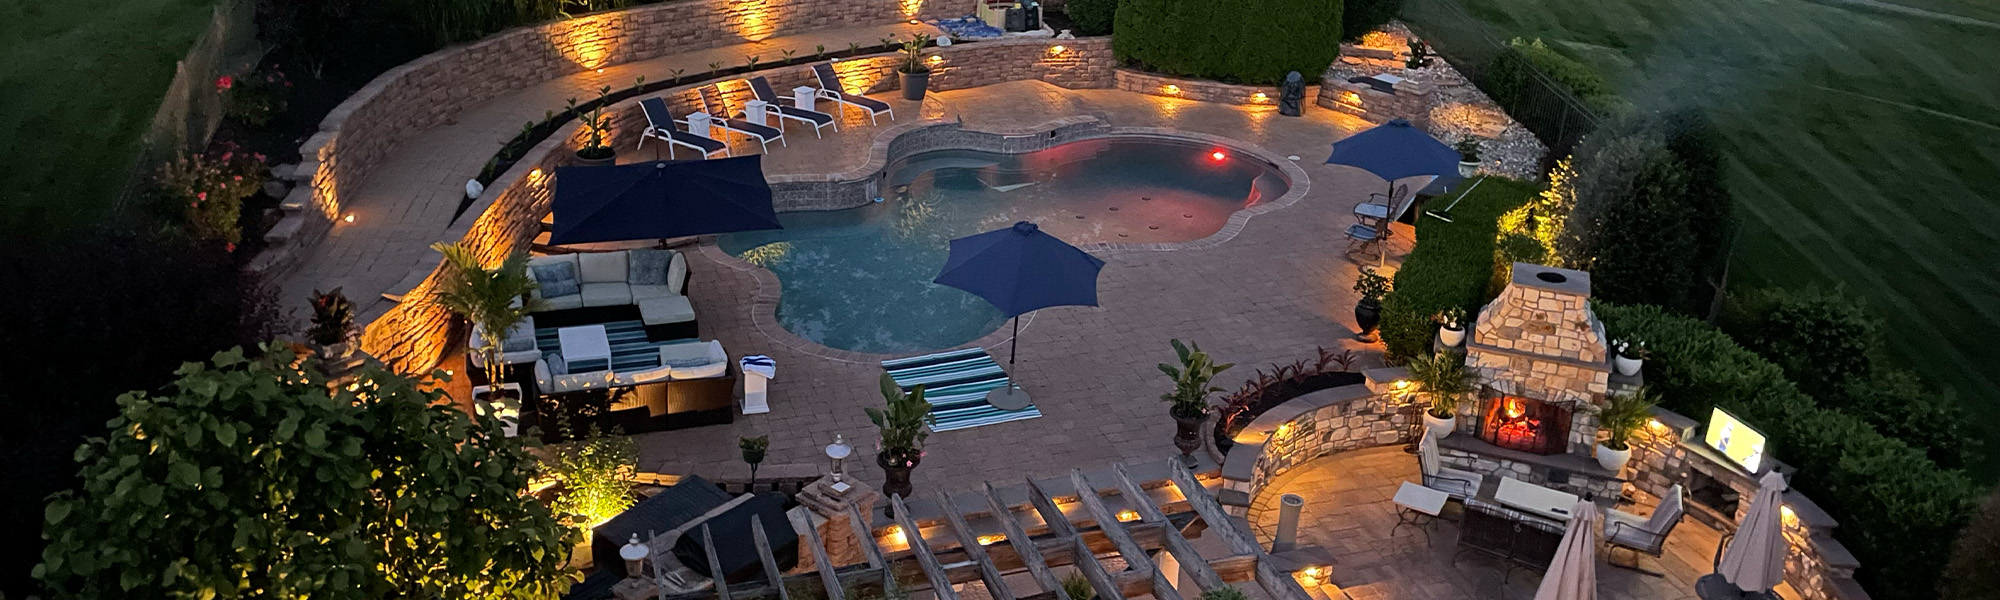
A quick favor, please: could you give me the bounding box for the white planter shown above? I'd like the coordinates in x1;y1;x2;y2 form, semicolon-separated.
1423;412;1457;439
1615;354;1643;376
1458;160;1479;178
1439;326;1465;347
1596;443;1632;472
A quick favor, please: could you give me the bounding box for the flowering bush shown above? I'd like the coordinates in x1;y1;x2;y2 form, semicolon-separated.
151;143;267;248
225;65;292;127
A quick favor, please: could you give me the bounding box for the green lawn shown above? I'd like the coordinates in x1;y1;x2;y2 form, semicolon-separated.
0;0;220;234
1406;0;2000;471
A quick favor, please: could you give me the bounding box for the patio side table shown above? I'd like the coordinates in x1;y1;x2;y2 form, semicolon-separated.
1393;481;1450;546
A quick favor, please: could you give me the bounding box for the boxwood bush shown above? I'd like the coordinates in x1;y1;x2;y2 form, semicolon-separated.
1342;0;1401;43
1596;303;1978;600
1380;177;1541;361
1065;0;1116;36
1114;0;1342;84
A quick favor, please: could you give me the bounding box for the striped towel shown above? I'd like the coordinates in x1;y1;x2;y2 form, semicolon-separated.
881;347;1041;432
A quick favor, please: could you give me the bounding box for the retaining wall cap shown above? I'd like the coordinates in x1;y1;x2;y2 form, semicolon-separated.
1216;488;1251;508
1808;532;1860;569
1235;383;1378;443
1363;366;1411;384
1782;490;1840;529
1221;442;1265;482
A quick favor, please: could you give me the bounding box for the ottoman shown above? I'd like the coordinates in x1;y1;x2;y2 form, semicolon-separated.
638;295;698;340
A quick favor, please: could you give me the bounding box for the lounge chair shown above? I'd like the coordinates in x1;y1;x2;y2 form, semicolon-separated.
696;86;785;154
746;76;837;138
810;63;895;125
1417;430;1484;500
1605;484;1685;576
637;98;729;160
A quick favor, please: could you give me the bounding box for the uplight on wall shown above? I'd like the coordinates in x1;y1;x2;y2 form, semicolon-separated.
1116;509;1141;522
1252;92;1269;103
1048;44;1067;55
928;55;944;66
343;214;355;223
1163;84;1182;95
976;534;1005;545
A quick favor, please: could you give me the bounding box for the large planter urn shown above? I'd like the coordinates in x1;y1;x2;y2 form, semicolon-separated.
1354;298;1383;342
1458;160;1480;178
878;453;919;516
1423;411;1457;439
1439;324;1466;347
1596;443;1632;472
1173;412;1206;466
899;70;930;101
1614;353;1643;377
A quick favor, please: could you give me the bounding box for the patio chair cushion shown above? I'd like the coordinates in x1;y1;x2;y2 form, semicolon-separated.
1646;485;1684;530
581;282;633;307
579;251;629;284
615;364;674;386
627;249;677;286
541;293;585;312
545;352;567;375
528;255;581;298
630;285;681;302
639;296;697;325
660;340;727;379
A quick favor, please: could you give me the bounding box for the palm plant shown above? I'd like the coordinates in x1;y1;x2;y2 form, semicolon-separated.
1597;387;1659;451
1406;351;1470;418
865;373;934;468
430;242;543;378
1159;339;1234;419
898;33;933;74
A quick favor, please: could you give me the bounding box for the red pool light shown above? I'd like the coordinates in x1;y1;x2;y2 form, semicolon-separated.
1211;150;1228;161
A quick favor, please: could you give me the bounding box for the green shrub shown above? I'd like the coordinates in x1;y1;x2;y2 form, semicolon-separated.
1379;177;1540;361
1114;0;1342;84
1480;39;1629;141
1342;0;1402;42
1596;303;1978;600
1066;0;1117;36
1943;488;2000;600
1555;113;1731;314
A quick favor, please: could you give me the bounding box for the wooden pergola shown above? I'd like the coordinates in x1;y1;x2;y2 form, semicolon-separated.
674;460;1315;600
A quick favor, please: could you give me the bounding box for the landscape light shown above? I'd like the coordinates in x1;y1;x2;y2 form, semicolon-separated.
1049;45;1066;54
1211;151;1227;161
343;214;355;223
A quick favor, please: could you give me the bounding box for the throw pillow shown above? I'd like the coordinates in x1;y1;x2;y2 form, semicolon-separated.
627;249;676;286
532;261;580;297
662;356;715;369
545;352;568;375
500;328;536;353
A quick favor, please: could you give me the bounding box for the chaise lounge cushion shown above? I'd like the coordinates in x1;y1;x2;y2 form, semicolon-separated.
627;249;677;286
581;282;633;307
660;340;727;379
579;251;629;284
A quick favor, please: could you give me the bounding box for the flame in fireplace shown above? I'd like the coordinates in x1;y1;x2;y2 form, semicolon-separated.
1479;396;1571;455
1504;398;1526;419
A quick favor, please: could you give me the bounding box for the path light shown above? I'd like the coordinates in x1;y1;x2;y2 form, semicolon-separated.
976;534;1005;545
826;435;852;484
619;534;649;580
1163;84;1181;95
1252;92;1269;103
1116;509;1141;522
883;524;908;547
1295;564;1332;587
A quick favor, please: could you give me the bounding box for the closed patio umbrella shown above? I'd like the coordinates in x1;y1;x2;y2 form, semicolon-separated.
549;155;782;245
1534;498;1601;600
934;221;1105;409
1717;471;1789;592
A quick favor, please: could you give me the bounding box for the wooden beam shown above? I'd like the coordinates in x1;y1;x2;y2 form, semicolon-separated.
701;525;732;600
800;514;848;600
1027;477;1124;600
933;491;1018;600
846;502;887;569
1168;459;1259;556
891;494;961;600
1114;464;1230;593
1255;558;1317;600
751;519;792;600
877;533;1263;591
982;482;1069;600
1070;470;1184;600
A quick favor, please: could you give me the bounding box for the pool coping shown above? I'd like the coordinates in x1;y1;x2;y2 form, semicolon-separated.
696;115;1314;365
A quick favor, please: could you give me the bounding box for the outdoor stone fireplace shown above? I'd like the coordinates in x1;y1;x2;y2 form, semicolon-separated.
1475;394;1572;455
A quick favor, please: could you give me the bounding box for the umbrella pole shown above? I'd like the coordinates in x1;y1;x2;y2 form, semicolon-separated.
1378;181;1394;267
986;315;1034;411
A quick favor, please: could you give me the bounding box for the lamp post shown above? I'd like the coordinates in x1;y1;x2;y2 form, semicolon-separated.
826;435;853;485
620;534;649;580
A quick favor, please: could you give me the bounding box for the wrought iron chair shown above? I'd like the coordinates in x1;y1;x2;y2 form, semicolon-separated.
1605;483;1685;577
1417;430;1485;500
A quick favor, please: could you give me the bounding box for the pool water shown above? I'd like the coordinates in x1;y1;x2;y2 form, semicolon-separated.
720;137;1288;354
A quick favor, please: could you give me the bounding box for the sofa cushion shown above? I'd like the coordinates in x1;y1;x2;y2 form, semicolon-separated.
578;251;628;284
580;282;632;307
528;255;581;297
499;317;537;352
541;293;584;312
614;365;674;386
544;352;567;375
662;340;727;379
631;285;681;302
639;295;697;325
668;252;689;295
627;249;677;286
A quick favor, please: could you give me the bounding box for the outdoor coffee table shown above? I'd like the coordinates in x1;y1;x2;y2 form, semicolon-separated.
557;325;613;372
1494;476;1580;525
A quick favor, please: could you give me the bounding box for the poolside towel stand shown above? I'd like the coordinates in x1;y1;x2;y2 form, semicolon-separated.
697;86;785;154
811;63;895;125
637;98;730;160
746;76;837;138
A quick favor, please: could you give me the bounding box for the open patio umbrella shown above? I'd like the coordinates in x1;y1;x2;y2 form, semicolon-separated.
1325;119;1462;264
548;155;782;246
934;221;1105;409
1716;471;1789;592
1534;498;1601;600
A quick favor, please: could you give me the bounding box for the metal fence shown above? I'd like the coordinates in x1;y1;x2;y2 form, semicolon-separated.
1399;0;1599;163
114;0;261;210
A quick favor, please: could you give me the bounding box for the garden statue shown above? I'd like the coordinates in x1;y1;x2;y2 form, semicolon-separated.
1279;71;1306;117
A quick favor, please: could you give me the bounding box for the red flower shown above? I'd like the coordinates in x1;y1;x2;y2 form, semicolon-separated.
225;243;236;252
233;175;242;181
216;76;233;90
197;192;208;201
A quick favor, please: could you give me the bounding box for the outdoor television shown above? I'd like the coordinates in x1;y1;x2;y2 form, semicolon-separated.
1703;407;1770;474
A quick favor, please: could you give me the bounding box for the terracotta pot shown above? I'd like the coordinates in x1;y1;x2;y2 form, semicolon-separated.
1423;412;1456;439
1596;443;1632;472
878;453;920;515
1173;412;1206;465
1439;325;1465;347
1354;298;1382;341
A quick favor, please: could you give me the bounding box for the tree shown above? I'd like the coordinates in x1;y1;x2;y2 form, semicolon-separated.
1555;112;1729;314
1114;0;1341;84
36;345;575;600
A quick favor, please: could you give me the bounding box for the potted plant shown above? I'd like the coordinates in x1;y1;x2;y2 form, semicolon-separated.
1407;352;1469;438
429;242;544;384
1612;338;1647;376
897;33;933;102
572;86;616;166
866;373;933;514
1158;339;1234;465
1434;306;1468;347
739;435;769;485
1353;268;1392;342
1594;387;1658;472
308;287;356;359
1454;138;1481;178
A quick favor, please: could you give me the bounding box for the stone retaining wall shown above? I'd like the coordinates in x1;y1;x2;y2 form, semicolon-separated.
1113;69;1289;107
1216;379;1422;515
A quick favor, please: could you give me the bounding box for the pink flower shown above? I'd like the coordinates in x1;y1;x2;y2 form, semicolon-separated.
221;152;233;161
232;175;242;181
197;192;207;200
216;76;233;90
225;243;236;252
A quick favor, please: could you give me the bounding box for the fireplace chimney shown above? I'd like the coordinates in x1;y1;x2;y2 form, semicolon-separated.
1466;263;1612;406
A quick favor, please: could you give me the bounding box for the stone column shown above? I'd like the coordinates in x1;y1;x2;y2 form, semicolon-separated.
795;475;881;569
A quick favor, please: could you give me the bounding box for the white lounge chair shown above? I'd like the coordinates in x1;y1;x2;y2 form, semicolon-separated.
636;98;729;160
696;86;785;154
746;76;837;138
1418;430;1485;500
811;62;895;126
1605;484;1685;576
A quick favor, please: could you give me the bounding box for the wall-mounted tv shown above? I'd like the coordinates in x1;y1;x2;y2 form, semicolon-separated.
1703;407;1770;474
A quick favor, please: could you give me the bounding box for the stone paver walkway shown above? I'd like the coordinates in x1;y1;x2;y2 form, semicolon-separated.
1247;447;1800;600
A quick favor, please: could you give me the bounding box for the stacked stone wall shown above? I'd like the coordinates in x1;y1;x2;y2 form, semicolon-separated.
1114;69;1289;107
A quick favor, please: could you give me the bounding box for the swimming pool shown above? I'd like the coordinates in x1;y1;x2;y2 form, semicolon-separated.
719;136;1290;354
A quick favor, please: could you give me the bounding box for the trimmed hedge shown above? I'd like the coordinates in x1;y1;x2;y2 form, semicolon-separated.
1113;0;1342;84
1066;0;1116;36
1380;177;1541;361
1596;303;1978;600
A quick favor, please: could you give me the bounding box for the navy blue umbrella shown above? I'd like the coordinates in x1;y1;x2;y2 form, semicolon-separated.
934;221;1105;408
549;155;782;246
1326;119;1460;264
